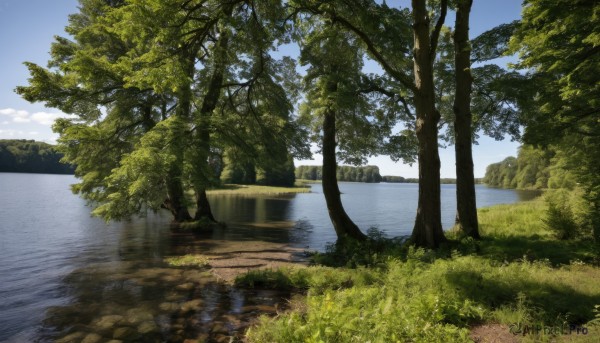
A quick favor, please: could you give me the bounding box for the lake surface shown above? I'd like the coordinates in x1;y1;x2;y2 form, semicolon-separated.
0;173;539;342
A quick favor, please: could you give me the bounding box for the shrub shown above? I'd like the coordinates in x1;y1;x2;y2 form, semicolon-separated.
543;189;592;240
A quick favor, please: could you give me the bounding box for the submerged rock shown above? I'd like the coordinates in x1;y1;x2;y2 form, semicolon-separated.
93;314;124;331
176;282;195;291
55;332;86;343
137;320;159;334
180;299;203;312
113;327;140;341
159;302;179;312
81;333;103;343
126;308;154;324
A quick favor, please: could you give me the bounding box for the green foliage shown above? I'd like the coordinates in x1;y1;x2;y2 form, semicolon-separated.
296;10;411;167
544;189;593;241
245;200;600;342
511;0;600;244
483;156;518;188
295;165;382;183
483;145;557;189
91;117;181;221
255;152;297;187
246;253;600;342
310;228;404;268
477;199;598;265
0;139;74;174
220;148;257;185
164;254;210;268
17;0;310;222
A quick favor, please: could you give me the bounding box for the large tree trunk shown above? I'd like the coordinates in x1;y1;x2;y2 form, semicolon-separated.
322;83;367;242
453;0;480;239
410;0;447;248
165;168;192;223
192;23;230;222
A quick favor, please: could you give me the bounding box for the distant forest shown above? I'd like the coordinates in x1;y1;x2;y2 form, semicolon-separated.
483;145;574;190
295;165;468;184
0;140;74;174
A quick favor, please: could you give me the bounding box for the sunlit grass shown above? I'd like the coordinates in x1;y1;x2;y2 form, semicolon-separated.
164;254;210;268
240;199;600;343
206;184;310;195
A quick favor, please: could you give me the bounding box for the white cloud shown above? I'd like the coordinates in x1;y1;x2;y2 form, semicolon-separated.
0;108;76;126
13;117;31;123
0;108;29;120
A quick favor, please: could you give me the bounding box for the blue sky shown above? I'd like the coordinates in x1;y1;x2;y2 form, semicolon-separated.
0;0;523;178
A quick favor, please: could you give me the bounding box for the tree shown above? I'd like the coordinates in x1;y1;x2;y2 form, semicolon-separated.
408;0;449;248
511;0;600;241
452;0;479;239
290;0;448;248
17;0;179;221
18;0;309;225
298;21;373;241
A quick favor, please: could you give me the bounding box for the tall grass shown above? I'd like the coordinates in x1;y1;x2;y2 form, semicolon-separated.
241;200;600;342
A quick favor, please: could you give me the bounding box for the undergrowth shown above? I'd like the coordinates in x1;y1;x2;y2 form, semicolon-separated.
164;254;210;268
239;199;600;342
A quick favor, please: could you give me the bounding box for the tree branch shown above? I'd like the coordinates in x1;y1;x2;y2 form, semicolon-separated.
430;0;448;64
325;13;417;93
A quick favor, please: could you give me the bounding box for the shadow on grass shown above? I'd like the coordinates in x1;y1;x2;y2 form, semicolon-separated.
446;269;600;324
477;236;597;265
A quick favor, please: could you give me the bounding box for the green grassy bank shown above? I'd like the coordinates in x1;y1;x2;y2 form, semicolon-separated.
236;199;600;342
206;183;311;195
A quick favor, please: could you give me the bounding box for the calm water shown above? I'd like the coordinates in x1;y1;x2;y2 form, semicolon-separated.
211;182;540;250
0;173;539;342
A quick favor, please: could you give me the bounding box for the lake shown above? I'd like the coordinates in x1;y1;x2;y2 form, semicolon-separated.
0;173;539;342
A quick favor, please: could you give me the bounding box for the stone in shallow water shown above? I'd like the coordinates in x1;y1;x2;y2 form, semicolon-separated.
126;308;154;324
180;299;203;312
159;302;179;312
214;333;232;343
165;291;185;302
176;282;195;291
113;327;140;341
93;315;125;331
81;333;103;343
210;321;228;334
137;320;159;334
55;332;85;343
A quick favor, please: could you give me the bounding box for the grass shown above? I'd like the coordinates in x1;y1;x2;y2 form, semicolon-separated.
238;199;600;343
206;183;310;195
473;199;598;265
164;254;210;268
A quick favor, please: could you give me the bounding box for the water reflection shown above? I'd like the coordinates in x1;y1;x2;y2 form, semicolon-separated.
39;259;290;343
209;194;295;226
0;174;542;342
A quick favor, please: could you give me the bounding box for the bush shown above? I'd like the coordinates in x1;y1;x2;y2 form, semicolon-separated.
543;189;592;240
